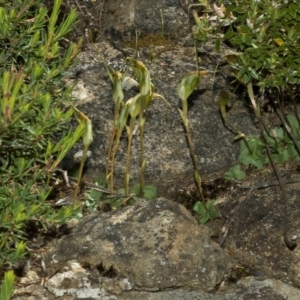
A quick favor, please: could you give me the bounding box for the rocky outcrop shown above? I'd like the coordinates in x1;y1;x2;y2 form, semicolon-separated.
66;39;256;190
12;196;300;299
45;198;235;294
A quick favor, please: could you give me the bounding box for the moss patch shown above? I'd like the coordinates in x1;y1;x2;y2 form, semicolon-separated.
122;33;175;54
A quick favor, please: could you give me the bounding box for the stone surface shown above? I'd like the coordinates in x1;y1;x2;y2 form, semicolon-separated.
45;198;235;293
56;0;258;190
65;39;257;191
100;0;190;40
120;290;223;300
44;261;120;299
13;271;300;300
219;179;300;286
45;0;193;45
221;276;300;300
12;284;50;300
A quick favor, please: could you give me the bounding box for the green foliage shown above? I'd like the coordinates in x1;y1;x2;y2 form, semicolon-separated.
106;59;166;197
239;136;265;169
178;70;220;223
0;270;15;300
72;109;93;206
224;114;300;179
85;178;157;212
177;72;200;104
240;116;300;168
224;164;245;181
194;1;300;180
265;115;300;163
194;0;300;91
131;183;157;199
0;0;81;270
177;71;210;203
193;200;218;224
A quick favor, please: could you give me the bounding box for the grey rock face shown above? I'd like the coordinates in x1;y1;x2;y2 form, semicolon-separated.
220;184;300;286
221;276;300;300
100;0;190;40
68;40;257;189
45;198;235;292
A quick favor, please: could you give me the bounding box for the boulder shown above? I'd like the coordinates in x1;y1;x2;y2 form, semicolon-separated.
45;198;235;295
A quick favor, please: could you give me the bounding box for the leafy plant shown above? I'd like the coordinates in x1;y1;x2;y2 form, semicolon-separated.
177;70;220;223
177;71;210;202
224;164;245;181
240;114;300;168
85;178;157;212
193;0;300;184
193;200;218;224
106;59;166;197
239;136;265;169
105;70;125;193
194;0;300;90
194;0;300;120
72;108;93;207
0;270;15;300
0;0;83;271
223;113;300;180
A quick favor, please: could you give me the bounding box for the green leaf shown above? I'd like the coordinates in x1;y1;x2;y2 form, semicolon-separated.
215;38;221;51
199;214;210;224
224;165;246;181
130;59;152;96
254;159;264;169
131;183;140;195
193;200;218;224
177;72;200;101
131;184;157;199
275;127;284;139
193;201;206;215
112;71;124;105
177;71;210;102
0;271;15;300
142;186;157;199
14;241;26;260
118;188;126;195
89;189;102;201
239;136;266;169
127;94;142;118
219;90;231;119
224;30;235;40
111;197;126;210
116;105;129;130
287;144;298;159
287;114;299;132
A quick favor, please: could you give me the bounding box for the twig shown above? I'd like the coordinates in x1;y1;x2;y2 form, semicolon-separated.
68;176;122;196
276;108;300;156
236;176;300;190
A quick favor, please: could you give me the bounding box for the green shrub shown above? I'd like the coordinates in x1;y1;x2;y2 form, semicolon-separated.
0;0;82;272
226;114;300;180
193;0;300;179
0;270;15;300
194;0;300;91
